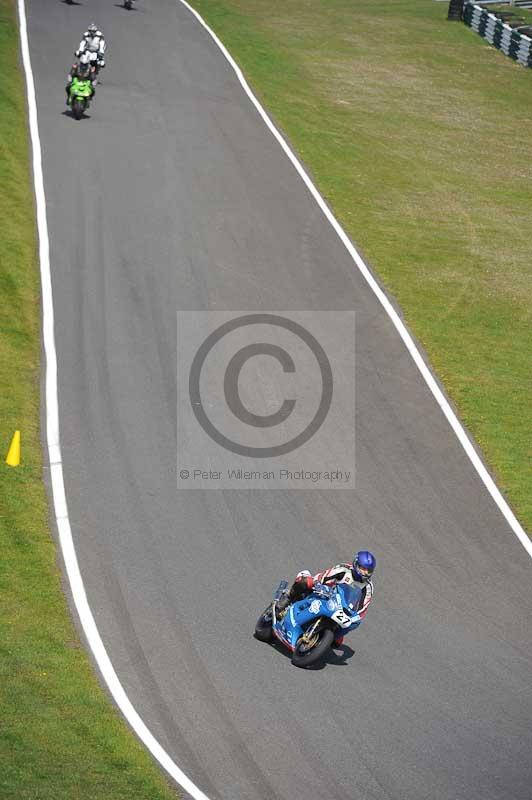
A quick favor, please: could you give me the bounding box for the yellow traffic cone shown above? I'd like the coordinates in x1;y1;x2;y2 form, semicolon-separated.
6;430;21;467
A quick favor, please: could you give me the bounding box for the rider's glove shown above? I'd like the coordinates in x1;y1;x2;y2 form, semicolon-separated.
312;581;332;597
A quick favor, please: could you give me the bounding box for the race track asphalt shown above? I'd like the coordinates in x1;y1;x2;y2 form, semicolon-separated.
27;2;532;798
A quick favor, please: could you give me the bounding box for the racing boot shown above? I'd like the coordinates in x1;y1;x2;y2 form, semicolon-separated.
275;592;291;621
277;574;314;620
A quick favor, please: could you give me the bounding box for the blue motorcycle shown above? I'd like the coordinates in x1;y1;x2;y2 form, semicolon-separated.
255;580;363;667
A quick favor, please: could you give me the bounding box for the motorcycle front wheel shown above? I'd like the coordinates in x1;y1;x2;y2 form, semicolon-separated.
71;98;85;120
292;626;334;668
254;606;273;642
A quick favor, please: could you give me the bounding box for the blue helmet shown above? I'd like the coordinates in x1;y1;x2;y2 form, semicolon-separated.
352;550;376;583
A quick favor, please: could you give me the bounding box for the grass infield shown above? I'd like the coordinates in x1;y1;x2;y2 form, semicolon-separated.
484;4;532;25
0;1;179;797
190;0;532;532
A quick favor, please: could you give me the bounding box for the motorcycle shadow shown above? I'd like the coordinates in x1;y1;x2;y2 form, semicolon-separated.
265;636;356;670
325;644;356;667
61;110;91;121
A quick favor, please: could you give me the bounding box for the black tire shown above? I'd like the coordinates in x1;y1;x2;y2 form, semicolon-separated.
291;625;334;668
72;98;85;120
254;606;273;642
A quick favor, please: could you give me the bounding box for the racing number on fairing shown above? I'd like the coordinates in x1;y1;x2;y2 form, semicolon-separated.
332;609;354;628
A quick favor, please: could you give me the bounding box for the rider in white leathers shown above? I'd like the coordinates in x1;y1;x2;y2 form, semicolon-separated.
76;23;106;76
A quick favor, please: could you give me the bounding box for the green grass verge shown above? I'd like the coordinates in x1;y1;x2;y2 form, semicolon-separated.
0;2;179;797
482;3;532;25
190;0;532;532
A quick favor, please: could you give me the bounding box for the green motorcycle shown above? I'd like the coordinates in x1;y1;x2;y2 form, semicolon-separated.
69;76;93;120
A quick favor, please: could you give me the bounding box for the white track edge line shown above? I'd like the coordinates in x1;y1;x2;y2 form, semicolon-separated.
17;2;211;798
15;0;530;791
178;0;531;558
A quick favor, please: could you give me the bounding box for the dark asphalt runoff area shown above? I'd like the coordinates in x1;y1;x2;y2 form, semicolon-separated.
27;1;532;798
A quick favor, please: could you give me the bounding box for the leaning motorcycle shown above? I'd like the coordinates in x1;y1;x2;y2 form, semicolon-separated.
68;76;93;120
255;580;362;667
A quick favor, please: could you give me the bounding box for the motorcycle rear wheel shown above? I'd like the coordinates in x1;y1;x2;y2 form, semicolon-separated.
292;626;334;668
254;606;273;642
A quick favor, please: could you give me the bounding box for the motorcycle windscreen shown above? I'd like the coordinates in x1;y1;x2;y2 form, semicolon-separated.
72;80;92;96
337;584;362;612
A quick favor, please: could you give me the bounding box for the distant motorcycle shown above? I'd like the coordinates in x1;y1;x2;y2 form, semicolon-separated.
255;580;362;667
68;76;93;120
124;0;134;9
